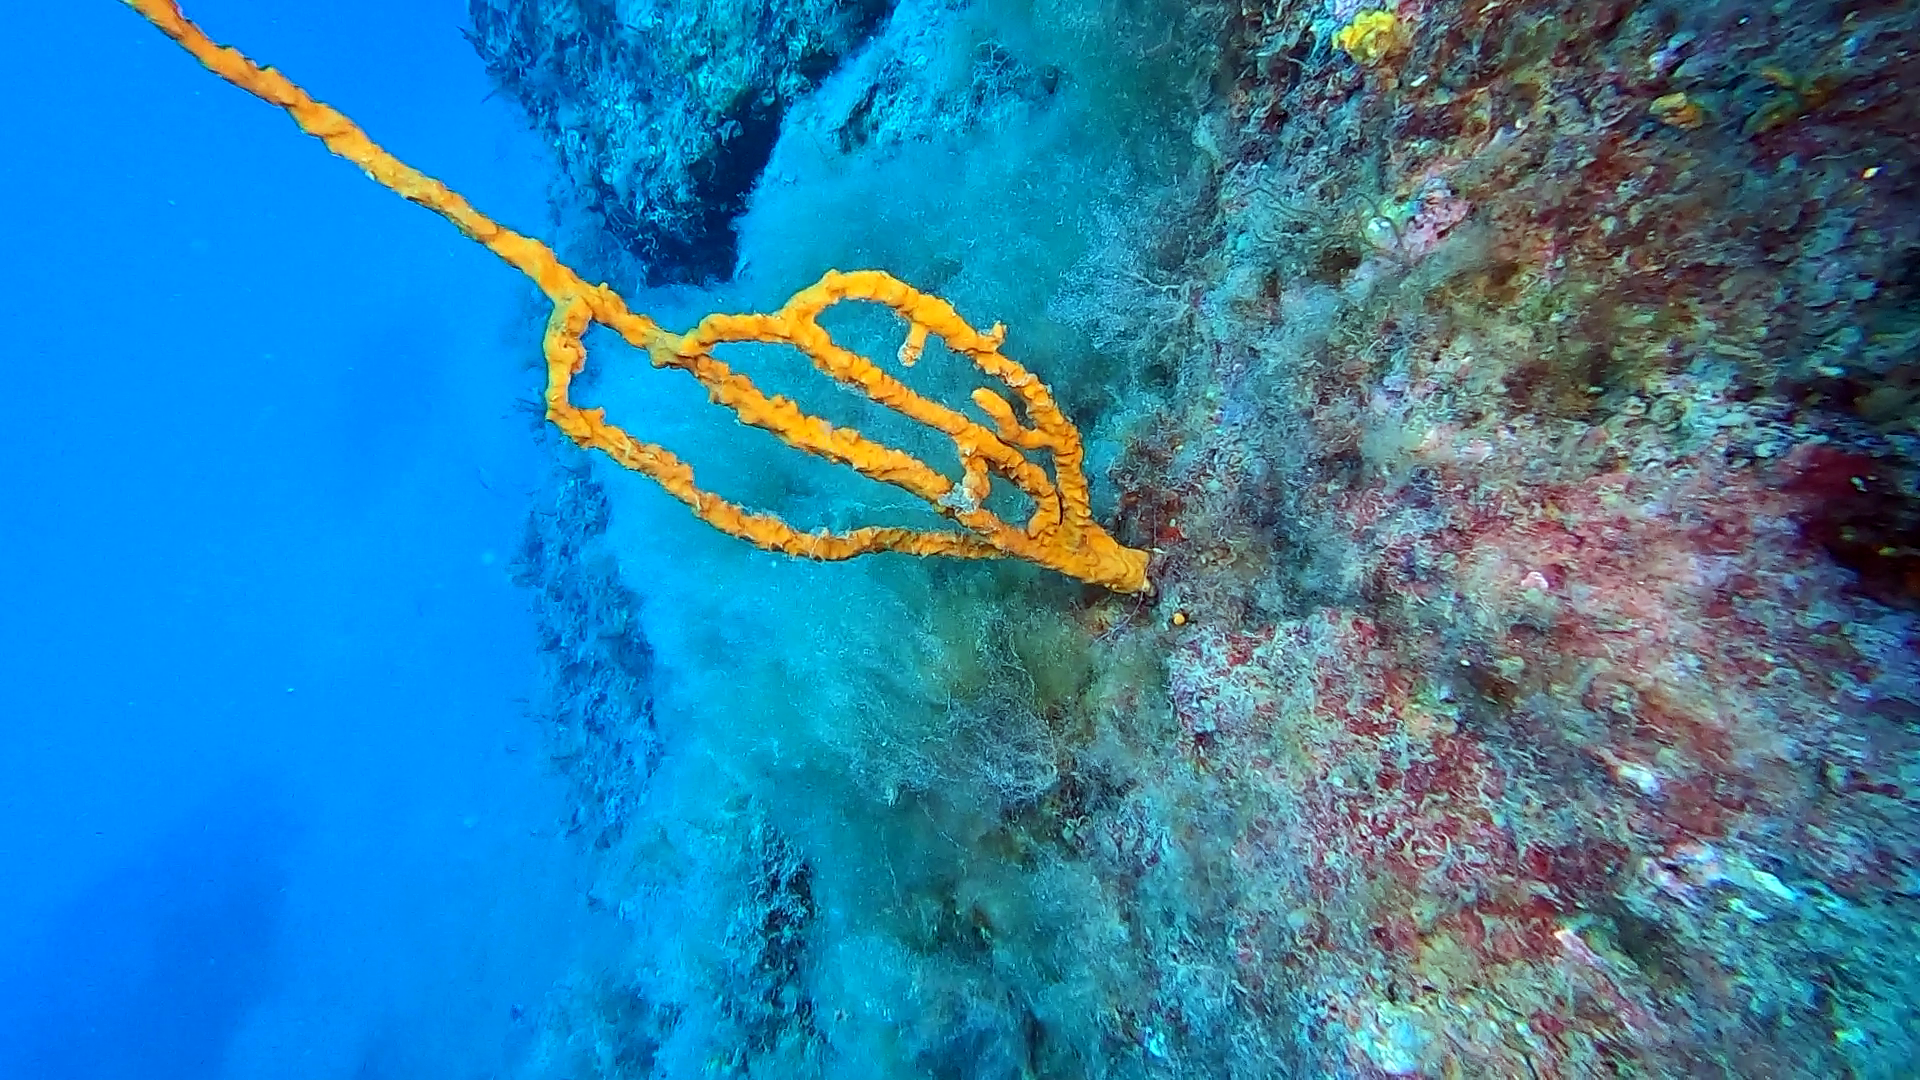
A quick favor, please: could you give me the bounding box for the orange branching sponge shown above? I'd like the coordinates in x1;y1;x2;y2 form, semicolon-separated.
123;0;1151;593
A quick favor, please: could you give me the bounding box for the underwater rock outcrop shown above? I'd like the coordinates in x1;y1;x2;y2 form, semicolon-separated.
465;0;896;284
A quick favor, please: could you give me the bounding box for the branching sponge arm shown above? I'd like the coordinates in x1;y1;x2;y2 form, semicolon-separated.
123;0;1152;594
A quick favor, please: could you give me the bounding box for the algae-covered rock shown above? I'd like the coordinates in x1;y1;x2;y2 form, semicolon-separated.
466;0;895;284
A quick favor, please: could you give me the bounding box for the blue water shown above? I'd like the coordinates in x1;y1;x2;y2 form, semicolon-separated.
0;3;596;1076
